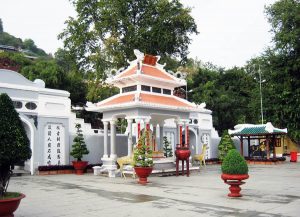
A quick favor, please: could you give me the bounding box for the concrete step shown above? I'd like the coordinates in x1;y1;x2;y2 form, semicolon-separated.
12;169;31;177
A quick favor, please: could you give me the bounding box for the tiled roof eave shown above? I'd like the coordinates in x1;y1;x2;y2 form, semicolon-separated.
90;101;203;113
229;122;288;136
107;74;185;86
231;132;287;137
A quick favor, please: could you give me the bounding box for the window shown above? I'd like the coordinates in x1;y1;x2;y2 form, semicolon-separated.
163;89;171;95
141;85;151;92
25;102;37;110
152;87;161;93
122;85;137;93
13;101;22;109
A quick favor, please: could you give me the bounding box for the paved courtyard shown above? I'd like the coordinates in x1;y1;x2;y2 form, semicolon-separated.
11;162;300;217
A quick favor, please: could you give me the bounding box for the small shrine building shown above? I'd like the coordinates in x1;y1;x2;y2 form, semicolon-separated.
229;122;287;159
86;50;212;169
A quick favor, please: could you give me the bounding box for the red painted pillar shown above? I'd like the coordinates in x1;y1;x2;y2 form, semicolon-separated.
185;125;189;148
146;123;150;147
179;125;183;146
137;122;141;139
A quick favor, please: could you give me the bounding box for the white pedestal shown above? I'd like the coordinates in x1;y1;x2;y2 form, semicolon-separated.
108;168;117;178
100;157;118;178
93;166;102;176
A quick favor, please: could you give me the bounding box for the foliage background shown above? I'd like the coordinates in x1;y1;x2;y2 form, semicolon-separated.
0;0;299;145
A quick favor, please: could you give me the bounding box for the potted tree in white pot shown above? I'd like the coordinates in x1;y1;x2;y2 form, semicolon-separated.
0;93;31;216
70;123;89;175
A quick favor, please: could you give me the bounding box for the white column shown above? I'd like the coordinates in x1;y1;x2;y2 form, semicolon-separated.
176;119;182;146
103;121;109;158
159;123;164;150
110;119;117;160
127;118;133;156
196;128;200;154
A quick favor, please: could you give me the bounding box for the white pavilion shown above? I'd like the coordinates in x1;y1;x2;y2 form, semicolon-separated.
86;50;214;170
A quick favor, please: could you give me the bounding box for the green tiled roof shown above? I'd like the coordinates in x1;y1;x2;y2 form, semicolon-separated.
229;122;287;136
240;126;268;135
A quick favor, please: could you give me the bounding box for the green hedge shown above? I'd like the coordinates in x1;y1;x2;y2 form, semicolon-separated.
221;149;248;174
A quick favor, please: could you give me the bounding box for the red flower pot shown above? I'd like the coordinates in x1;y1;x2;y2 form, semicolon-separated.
0;193;25;217
134;167;153;185
221;174;249;197
175;148;191;160
72;161;88;175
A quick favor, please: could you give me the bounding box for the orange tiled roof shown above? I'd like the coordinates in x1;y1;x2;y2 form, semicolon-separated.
140;93;192;108
98;93;192;108
100;94;135;106
118;66;137;78
141;65;174;81
117;64;175;81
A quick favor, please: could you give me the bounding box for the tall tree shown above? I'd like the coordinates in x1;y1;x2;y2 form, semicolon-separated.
59;0;198;74
21;59;64;89
263;0;300;144
188;63;256;134
54;49;87;104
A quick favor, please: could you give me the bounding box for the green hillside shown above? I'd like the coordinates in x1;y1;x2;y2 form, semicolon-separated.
0;18;48;57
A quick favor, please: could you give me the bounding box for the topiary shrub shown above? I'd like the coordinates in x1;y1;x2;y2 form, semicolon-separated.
218;130;236;161
221;149;248;175
70;123;89;161
163;136;173;157
0;93;32;197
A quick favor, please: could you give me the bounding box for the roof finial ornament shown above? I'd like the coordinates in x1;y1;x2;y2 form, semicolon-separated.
86;101;96;108
156;55;161;63
134;49;144;62
197;102;206;109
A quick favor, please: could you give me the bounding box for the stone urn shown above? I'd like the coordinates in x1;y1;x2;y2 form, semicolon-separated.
221;174;249;197
134;167;153;185
175;147;191;160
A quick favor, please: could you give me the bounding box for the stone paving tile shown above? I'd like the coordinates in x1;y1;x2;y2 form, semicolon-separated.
11;163;300;217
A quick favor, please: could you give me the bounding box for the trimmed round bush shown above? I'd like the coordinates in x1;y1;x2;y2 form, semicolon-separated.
0;93;31;196
221;149;248;174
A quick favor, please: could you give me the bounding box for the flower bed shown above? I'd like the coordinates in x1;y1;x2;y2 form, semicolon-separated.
244;157;286;165
200;157;286;165
38;163;102;175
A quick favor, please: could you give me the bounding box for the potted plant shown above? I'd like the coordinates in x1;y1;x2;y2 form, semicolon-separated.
70;123;89;175
0;93;31;216
133;131;153;184
221;149;249;197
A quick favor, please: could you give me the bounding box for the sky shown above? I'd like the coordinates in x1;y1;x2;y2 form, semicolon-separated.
0;0;276;69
